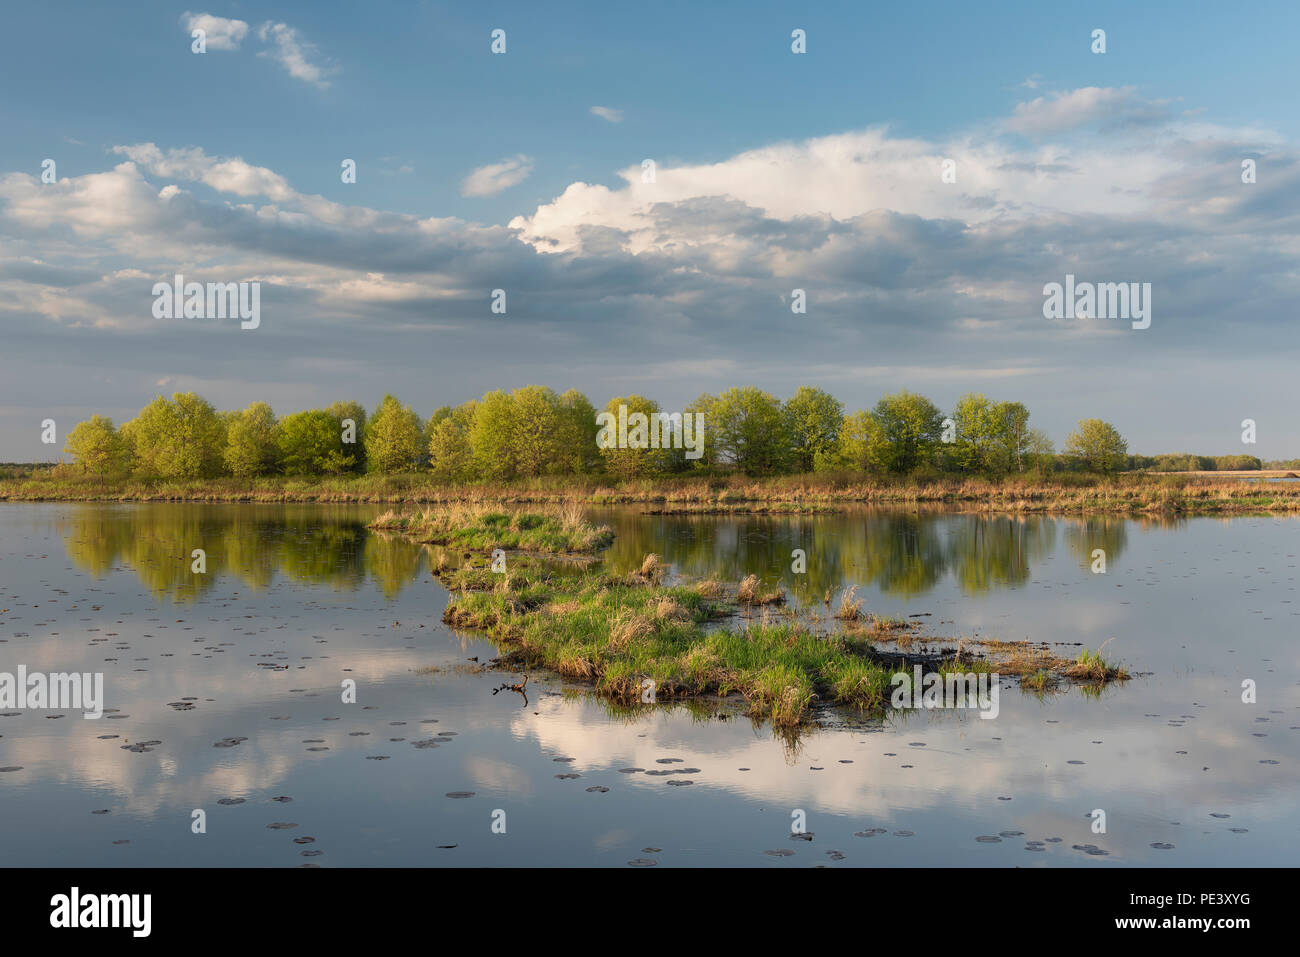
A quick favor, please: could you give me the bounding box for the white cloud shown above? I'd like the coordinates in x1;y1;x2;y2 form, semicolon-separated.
180;12;249;51
508;125;1159;255
257;21;332;88
0;162;168;236
1005;86;1169;137
590;105;624;123
112;144;296;202
460;155;534;197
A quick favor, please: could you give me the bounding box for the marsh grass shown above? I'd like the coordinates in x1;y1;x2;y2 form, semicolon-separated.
440;555;915;726
937;655;997;676
834;585;864;621
1021;668;1057;692
438;543;1127;726
737;573;786;606
970;635;1128;685
10;469;1300;514
694;578;725;598
639;552;663;582
838;611;918;643
370;504;613;553
1065;638;1129;681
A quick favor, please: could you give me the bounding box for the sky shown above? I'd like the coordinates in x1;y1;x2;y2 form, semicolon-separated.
2;0;1299;461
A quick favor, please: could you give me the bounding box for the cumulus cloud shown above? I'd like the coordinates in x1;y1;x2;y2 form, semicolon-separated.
1;95;1285;317
460;155;534;197
507;123;1167;255
1005;86;1172;137
257;21;332;88
0;162;173;236
111;144;296;202
180;12;249;51
590;105;624;123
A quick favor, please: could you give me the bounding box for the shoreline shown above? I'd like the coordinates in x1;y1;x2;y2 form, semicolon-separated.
3;472;1299;514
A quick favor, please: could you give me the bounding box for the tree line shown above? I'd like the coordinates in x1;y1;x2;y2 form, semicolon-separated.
1138;453;1264;472
61;385;1142;481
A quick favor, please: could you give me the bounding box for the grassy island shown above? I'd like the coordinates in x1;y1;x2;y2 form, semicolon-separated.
376;507;1129;726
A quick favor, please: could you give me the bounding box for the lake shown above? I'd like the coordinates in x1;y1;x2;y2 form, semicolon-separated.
0;502;1295;866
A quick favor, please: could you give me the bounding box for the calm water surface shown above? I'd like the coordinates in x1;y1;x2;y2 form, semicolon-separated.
0;503;1295;866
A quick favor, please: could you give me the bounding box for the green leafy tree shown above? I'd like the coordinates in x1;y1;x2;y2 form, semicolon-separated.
469;390;517;480
783;386;844;473
708;387;790;474
950;393;1003;473
121;393;226;478
557;389;601;474
598;394;668;478
835;410;890;473
1025;427;1055;473
992;401;1031;472
320;449;358;475
422;405;453;455
510;385;566;477
683;392;718;467
872;391;944;473
278;410;344;474
1064;418;1128;473
1215;454;1261;471
364;395;423;473
326;400;368;472
224;402;281;478
428;418;473;482
64;415;129;480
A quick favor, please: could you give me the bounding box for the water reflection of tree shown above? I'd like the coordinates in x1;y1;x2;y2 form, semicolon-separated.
363;533;425;598
596;508;1067;599
59;505;416;601
944;515;1056;593
60;504;1133;604
61;507;230;600
1062;516;1129;572
856;513;949;597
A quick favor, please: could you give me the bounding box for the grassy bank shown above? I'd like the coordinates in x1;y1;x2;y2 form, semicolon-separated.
3;469;1299;514
402;509;1128;727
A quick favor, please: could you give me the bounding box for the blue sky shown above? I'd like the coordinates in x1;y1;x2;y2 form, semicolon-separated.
2;0;1299;460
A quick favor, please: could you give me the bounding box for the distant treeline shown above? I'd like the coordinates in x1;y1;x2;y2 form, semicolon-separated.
1135;453;1267;472
48;385;1257;483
